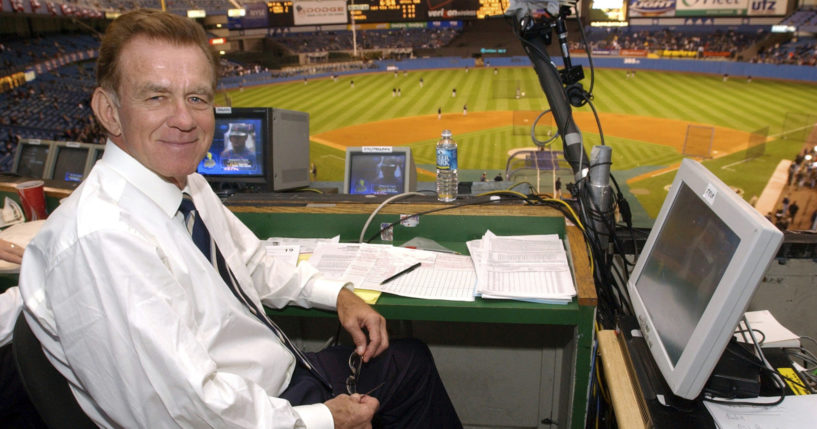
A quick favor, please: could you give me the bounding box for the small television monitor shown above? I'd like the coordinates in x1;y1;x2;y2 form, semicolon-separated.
197;107;310;192
45;141;97;187
90;145;105;165
343;146;417;195
626;158;783;400
11;139;54;179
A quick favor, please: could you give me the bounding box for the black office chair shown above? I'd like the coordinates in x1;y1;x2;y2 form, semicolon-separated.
12;312;97;429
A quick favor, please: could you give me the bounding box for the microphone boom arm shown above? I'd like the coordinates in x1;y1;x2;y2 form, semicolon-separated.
519;23;589;181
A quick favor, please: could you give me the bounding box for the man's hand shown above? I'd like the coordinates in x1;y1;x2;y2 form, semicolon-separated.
325;394;379;429
336;288;388;362
0;239;24;264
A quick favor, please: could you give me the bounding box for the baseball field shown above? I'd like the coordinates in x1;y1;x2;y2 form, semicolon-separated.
217;66;817;222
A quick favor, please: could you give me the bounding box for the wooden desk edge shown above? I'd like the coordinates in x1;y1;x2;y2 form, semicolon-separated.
567;225;596;307
228;202;568;217
0;182;72;199
598;330;648;429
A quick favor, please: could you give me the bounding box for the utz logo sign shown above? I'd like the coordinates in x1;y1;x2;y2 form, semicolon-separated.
629;0;676;16
748;0;784;15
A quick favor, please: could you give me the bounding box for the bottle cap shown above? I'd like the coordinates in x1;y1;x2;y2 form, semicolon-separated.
441;129;452;138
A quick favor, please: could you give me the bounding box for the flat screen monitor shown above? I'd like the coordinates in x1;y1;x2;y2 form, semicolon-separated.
91;145;105;165
626;158;783;400
197;107;310;192
343;146;417;195
11;139;54;179
46;142;95;186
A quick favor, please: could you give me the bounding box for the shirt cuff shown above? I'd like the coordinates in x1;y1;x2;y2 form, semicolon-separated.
308;277;350;310
293;403;334;429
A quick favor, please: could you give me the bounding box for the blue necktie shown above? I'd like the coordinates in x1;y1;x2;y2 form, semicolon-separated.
178;194;331;389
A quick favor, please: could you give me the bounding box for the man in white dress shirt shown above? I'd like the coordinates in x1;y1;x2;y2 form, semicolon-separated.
1;240;46;428
19;9;459;429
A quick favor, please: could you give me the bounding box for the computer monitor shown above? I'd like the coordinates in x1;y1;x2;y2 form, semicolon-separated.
343;146;417;195
197;107;310;192
45;141;97;187
90;145;105;165
11;139;54;179
626;158;783;400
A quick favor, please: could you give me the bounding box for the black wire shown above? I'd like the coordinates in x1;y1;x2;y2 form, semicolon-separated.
585;98;604;146
573;1;595;95
702;343;787;406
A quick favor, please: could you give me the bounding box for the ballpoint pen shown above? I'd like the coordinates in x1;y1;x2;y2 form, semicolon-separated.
380;262;422;285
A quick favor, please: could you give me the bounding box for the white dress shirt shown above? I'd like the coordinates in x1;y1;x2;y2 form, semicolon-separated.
0;286;21;347
19;141;347;428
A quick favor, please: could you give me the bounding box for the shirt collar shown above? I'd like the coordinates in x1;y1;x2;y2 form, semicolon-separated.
102;139;186;219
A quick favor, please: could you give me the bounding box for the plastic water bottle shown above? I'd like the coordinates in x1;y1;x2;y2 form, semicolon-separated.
436;129;458;202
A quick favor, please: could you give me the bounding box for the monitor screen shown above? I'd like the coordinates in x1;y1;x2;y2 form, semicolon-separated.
627;158;783;400
198;117;265;178
635;183;740;366
52;146;90;183
14;141;52;178
93;147;105;163
343;147;416;195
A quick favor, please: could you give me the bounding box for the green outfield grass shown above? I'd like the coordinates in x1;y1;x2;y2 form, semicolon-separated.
218;67;817;221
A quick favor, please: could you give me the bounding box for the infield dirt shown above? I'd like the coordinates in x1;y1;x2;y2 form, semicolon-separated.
312;110;752;156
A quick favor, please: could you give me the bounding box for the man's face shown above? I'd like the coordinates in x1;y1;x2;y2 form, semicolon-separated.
229;133;248;152
107;36;215;188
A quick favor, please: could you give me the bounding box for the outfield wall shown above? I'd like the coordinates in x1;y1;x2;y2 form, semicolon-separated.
218;55;816;89
481;56;817;82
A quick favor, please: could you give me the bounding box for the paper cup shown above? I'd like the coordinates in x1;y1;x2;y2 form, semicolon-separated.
16;180;48;221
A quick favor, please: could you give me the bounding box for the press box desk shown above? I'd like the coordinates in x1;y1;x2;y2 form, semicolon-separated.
0;181;596;428
227;194;597;429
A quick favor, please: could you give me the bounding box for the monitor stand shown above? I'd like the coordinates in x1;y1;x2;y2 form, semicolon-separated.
616;315;716;429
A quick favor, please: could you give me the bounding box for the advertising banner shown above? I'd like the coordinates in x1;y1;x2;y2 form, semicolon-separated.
293;0;347;25
240;2;270;29
747;0;787;16
629;0;676;17
621;49;649;57
675;0;749;16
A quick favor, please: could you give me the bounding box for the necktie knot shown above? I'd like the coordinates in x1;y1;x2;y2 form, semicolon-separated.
178;193;196;219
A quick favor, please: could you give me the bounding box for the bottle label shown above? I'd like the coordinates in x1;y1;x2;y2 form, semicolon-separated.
436;147;457;170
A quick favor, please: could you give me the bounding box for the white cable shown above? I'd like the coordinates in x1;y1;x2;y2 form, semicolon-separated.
359;192;425;243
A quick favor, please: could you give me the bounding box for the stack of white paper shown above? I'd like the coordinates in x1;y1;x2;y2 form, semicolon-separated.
736;310;801;348
281;233;575;304
466;231;576;304
308;242;477;301
382;252;476;302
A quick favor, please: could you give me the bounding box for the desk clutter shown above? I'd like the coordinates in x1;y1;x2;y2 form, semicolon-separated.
264;231;577;304
607;310;817;429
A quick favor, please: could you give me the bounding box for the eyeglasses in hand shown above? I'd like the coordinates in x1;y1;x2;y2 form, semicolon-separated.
346;351;363;395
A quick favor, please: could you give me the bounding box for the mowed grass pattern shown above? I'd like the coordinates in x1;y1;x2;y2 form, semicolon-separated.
218;67;817;218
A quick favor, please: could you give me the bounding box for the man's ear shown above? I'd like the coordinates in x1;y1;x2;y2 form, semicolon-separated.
91;87;122;137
